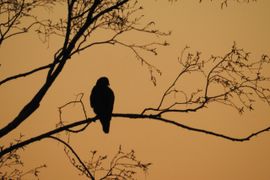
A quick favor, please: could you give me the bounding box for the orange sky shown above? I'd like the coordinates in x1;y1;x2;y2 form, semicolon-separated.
1;0;270;179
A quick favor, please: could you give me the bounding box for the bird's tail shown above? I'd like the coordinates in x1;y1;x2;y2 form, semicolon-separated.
99;115;111;134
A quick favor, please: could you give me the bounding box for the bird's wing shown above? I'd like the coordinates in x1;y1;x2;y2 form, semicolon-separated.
90;86;97;108
107;87;115;113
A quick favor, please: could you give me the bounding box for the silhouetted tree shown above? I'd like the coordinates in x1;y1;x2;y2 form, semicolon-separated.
0;0;169;138
0;0;268;179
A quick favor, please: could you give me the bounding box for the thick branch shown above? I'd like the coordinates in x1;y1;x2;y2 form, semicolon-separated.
0;54;65;138
0;63;53;86
1;113;270;158
0;116;98;158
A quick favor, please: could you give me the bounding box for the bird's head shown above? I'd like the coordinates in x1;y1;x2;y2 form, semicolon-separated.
96;77;110;86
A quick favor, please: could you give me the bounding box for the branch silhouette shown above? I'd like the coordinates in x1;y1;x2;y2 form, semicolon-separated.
0;63;54;86
143;43;270;116
0;0;60;45
0;134;46;179
64;145;151;179
1;113;270;159
48;136;94;180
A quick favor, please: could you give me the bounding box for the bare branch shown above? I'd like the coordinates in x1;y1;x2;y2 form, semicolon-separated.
0;0;62;45
1;112;270;159
0;63;53;86
57;93;90;133
64;145;151;179
48;136;94;180
0;134;46;179
143;43;270;116
197;0;257;9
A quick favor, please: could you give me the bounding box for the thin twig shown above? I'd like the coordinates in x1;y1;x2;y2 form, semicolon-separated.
48;136;94;180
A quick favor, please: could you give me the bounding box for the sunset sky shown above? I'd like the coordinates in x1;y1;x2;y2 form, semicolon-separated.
1;0;270;179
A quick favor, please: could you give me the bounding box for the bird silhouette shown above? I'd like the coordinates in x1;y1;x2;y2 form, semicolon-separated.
90;77;114;134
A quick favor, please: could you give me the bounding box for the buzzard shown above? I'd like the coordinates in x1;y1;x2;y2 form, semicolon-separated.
90;77;114;133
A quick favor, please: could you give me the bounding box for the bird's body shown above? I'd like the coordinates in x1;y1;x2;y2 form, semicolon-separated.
90;77;114;133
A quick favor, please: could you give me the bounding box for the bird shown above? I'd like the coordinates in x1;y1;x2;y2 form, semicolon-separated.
90;77;115;134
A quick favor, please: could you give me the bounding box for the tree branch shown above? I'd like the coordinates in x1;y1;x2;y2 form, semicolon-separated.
143;43;270;115
48;136;94;180
0;0;61;45
0;63;53;86
1;113;270;158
